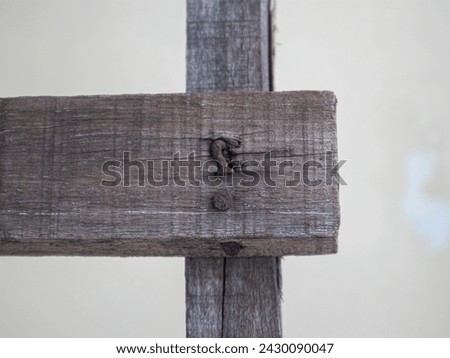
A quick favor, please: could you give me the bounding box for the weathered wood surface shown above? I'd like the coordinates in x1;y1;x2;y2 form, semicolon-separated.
186;256;282;337
0;91;338;257
186;0;297;338
186;0;270;92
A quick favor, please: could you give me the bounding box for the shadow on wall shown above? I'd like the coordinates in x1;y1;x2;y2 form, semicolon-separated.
404;150;450;252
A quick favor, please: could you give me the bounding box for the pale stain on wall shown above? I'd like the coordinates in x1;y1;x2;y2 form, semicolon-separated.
404;150;450;252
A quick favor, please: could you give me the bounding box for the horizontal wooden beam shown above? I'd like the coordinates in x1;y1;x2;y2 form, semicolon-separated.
0;91;339;257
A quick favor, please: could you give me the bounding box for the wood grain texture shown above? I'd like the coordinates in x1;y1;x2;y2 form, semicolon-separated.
186;0;270;92
0;91;338;257
186;0;287;339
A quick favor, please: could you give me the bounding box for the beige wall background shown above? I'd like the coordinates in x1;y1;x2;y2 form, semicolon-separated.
0;0;449;337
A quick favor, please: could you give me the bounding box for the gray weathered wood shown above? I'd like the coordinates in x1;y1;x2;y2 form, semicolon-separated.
186;0;270;92
0;91;338;257
185;0;301;338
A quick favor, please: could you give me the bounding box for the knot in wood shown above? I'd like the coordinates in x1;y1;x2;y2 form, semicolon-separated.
213;189;232;211
220;242;243;256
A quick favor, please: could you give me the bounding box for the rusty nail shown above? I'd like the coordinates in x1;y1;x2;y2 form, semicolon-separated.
213;189;232;211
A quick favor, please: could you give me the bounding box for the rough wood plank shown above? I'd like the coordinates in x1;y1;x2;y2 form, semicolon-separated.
185;257;224;337
221;256;282;337
0;91;338;257
186;0;289;338
186;0;270;92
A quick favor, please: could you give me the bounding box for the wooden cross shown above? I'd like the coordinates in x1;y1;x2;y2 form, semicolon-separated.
0;0;339;337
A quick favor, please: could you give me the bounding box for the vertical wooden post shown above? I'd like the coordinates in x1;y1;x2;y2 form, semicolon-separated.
185;0;282;337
